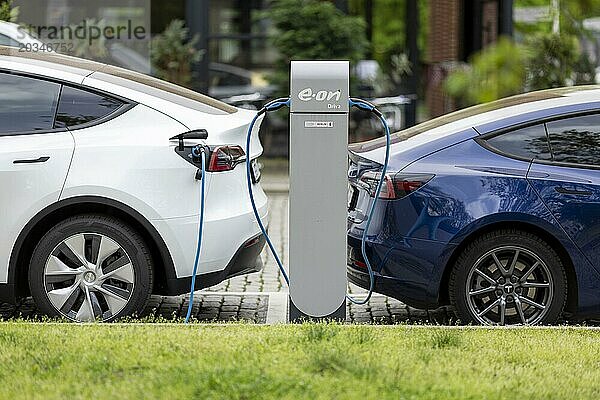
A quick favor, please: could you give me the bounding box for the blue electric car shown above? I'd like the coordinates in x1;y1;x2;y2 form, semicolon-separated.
347;86;600;325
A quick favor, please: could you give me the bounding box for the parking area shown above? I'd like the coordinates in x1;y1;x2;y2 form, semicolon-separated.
0;189;452;324
2;187;599;326
1;185;596;325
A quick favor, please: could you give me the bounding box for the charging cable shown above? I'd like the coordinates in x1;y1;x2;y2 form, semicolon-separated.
245;98;291;285
244;97;391;306
185;145;207;323
345;98;391;305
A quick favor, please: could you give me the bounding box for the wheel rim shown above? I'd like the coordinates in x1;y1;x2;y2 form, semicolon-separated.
43;233;135;322
465;245;554;326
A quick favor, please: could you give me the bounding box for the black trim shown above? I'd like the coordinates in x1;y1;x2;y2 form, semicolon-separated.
0;68;137;137
6;196;176;303
165;234;265;295
555;187;592;196
13;156;50;164
171;130;209;151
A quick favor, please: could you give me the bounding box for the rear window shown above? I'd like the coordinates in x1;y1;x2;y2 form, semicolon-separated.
484;124;551;161
0;34;19;47
546;114;600;166
54;86;124;128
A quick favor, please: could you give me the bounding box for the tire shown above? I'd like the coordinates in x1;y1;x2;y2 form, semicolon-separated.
449;229;566;326
29;214;153;322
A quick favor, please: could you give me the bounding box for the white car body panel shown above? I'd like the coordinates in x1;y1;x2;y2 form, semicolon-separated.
0;132;74;282
0;48;268;290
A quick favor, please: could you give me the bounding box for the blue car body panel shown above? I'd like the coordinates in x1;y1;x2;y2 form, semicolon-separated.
348;102;600;316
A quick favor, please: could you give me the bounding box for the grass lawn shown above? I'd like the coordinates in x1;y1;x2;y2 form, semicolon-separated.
1;322;599;399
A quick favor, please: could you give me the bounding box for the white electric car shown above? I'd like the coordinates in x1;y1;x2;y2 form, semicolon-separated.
0;46;268;322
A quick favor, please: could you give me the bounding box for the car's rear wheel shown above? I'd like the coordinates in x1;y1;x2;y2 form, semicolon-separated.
29;215;153;322
449;230;566;326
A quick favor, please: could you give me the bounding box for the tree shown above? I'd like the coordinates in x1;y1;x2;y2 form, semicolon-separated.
526;33;592;89
150;20;203;88
444;38;527;106
0;0;19;22
266;0;368;93
445;32;596;106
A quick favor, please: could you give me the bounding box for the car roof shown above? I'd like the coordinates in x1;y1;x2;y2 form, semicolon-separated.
351;86;600;154
0;45;237;118
350;86;600;165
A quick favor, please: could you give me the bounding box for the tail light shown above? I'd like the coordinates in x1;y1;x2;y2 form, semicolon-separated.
348;246;367;269
358;171;434;199
206;145;246;172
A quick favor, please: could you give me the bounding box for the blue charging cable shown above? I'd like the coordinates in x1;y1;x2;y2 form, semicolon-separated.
185;146;207;323
346;98;391;305
245;98;291;285
244;97;391;305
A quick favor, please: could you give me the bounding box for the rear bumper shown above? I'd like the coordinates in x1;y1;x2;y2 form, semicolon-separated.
151;172;269;279
347;264;431;310
166;233;266;295
346;233;454;309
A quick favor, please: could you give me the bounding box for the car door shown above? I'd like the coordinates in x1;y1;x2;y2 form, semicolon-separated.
0;71;74;284
527;113;600;270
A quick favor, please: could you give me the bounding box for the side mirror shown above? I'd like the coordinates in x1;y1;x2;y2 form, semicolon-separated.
171;129;209;151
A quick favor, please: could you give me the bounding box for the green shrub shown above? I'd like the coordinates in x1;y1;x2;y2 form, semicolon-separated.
526;32;595;89
266;0;368;93
444;37;527;106
0;0;18;22
445;32;597;106
151;20;203;88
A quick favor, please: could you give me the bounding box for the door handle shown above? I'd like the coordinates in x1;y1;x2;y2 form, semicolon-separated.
554;186;592;196
13;156;50;164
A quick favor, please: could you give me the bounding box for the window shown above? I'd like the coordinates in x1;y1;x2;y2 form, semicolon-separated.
55;86;124;128
485;124;551;161
0;34;19;47
546;114;600;166
0;73;61;134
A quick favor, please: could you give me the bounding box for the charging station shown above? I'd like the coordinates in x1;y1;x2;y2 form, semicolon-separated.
288;61;349;322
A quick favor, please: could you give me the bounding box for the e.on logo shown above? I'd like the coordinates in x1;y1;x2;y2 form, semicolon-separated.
298;88;342;102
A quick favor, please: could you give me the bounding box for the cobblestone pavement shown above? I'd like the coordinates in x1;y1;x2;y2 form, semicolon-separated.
0;191;591;325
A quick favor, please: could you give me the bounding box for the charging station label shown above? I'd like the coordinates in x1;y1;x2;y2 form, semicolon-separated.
304;121;334;128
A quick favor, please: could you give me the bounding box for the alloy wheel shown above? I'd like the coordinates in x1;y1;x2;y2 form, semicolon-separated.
465;245;553;325
43;233;135;322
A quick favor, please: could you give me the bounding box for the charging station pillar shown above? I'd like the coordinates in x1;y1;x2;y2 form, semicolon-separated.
288;61;349;322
